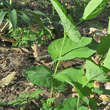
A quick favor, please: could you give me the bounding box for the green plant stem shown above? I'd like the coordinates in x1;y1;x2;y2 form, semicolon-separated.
97;98;110;106
75;20;83;26
52;5;54;17
10;0;12;5
77;94;80;109
49;32;67;106
49;87;54;106
82;80;90;88
54;60;60;76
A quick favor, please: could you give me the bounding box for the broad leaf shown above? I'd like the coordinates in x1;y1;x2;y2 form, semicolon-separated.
50;0;81;42
78;106;89;110
85;60;110;82
97;35;110;55
24;65;65;90
0;11;7;25
93;88;110;95
58;46;96;61
9;9;17;31
80;0;108;20
54;68;93;97
89;98;98;110
18;11;32;28
24;65;54;88
55;97;81;110
103;48;110;70
48;37;98;61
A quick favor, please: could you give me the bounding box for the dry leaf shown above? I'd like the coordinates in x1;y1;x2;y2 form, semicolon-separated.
31;44;40;60
61;61;75;68
0;71;16;87
94;81;100;88
99;94;109;101
105;82;110;90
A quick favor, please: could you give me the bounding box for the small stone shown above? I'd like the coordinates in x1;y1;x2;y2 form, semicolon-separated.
0;106;4;110
0;89;2;92
11;86;15;91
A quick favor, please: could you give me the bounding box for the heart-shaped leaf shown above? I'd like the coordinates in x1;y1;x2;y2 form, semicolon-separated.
24;65;54;88
48;37;98;61
50;0;81;42
24;65;65;90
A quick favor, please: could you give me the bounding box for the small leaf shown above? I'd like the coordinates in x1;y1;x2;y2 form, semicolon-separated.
0;71;16;87
89;98;98;110
18;11;32;29
0;11;7;25
93;88;110;95
9;9;17;31
97;35;110;55
80;0;108;20
85;60;110;82
103;48;110;70
24;65;54;88
50;0;81;42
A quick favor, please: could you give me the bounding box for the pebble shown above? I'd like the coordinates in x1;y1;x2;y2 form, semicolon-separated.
11;86;15;91
0;89;2;92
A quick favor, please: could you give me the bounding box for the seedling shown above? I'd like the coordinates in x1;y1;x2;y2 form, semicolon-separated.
7;0;110;109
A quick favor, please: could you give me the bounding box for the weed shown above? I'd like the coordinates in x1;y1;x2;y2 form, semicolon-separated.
6;27;51;47
7;0;110;109
8;89;42;108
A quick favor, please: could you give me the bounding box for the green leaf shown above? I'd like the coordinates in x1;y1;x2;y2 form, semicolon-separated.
48;37;98;61
18;11;32;29
93;88;110;95
89;98;98;110
50;0;81;42
0;11;7;25
30;89;42;98
103;48;110;70
58;46;96;61
85;60;110;82
23;10;52;35
55;97;81;110
78;106;89;110
54;68;93;97
24;65;54;88
9;9;17;31
97;35;110;55
80;0;108;20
